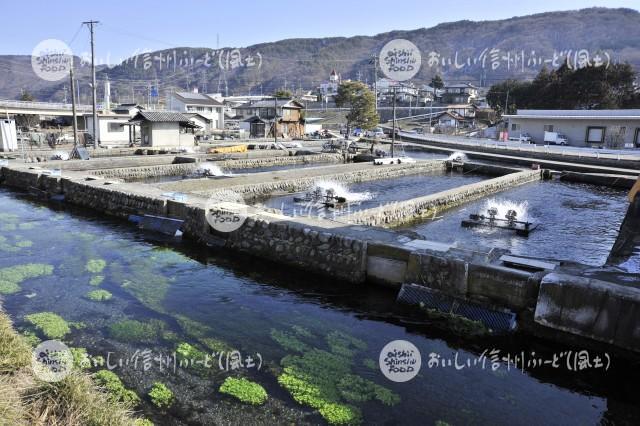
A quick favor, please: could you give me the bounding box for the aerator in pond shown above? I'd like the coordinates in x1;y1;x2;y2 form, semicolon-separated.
461;206;538;237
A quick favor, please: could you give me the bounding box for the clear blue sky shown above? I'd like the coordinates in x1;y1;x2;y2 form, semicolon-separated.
1;0;638;63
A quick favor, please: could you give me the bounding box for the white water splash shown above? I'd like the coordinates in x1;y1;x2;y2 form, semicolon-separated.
480;198;529;221
447;151;467;162
312;180;373;202
196;163;231;177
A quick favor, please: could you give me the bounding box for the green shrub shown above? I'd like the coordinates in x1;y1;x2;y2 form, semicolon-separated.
24;312;70;339
93;369;140;406
86;289;113;302
219;377;268;405
148;382;173;408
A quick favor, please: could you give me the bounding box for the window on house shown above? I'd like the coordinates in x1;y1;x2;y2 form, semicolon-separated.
197;107;204;112
511;123;520;131
108;122;124;133
586;126;606;143
543;125;554;132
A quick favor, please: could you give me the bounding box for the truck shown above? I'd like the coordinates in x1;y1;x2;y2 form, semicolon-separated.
508;132;533;143
544;131;569;146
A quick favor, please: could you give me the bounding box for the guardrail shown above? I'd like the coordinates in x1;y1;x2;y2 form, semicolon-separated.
0;99;94;111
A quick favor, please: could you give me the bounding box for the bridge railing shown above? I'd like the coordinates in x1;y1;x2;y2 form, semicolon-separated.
0;99;94;111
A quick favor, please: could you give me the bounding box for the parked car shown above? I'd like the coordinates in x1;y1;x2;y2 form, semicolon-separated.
508;132;533;143
543;131;569;146
365;128;385;138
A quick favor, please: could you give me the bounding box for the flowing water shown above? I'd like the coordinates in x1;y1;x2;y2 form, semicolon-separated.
1;187;639;425
257;171;486;219
404;179;630;266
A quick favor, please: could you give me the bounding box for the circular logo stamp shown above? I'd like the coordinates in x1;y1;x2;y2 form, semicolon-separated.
31;39;73;82
379;39;422;82
379;339;421;382
31;340;73;382
204;189;250;233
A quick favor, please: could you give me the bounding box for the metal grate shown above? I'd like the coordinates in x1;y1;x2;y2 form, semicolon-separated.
397;283;517;333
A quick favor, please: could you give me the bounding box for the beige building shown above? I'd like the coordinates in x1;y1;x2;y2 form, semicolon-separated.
506;109;640;148
129;111;199;148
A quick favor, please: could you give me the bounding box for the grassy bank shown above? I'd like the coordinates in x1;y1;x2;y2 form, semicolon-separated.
0;308;147;425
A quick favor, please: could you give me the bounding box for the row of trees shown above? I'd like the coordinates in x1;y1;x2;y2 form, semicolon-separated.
487;62;640;113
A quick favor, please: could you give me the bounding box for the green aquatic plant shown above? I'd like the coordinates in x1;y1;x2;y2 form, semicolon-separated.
24;312;70;340
326;331;367;358
319;402;362;425
71;347;92;370
18;222;37;230
113;261;170;313
86;259;107;274
14;240;33;248
0;213;18;222
109;319;164;343
89;275;105;286
336;375;400;406
0;263;54;294
174;315;232;353
85;289;113;302
1;223;17;232
420;306;490;336
291;325;314;338
0;236;19;253
20;330;41;347
176;342;205;362
93;369;141;406
270;329;309;353
219;377;268;405
134;419;154;426
148;382;173;408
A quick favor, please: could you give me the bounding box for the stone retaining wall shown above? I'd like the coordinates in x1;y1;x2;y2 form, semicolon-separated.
346;170;542;227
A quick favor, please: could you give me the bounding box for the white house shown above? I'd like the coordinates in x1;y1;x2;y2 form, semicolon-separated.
84;114;132;146
442;83;479;104
167;91;225;130
319;69;341;98
129;111;199;148
505;109;640;148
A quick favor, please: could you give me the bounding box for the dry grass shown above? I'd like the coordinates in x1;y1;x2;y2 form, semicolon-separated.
0;309;145;426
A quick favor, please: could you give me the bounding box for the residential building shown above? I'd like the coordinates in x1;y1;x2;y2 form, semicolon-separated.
129;111;199;148
442;83;479;104
319;69;341;98
505;109;640;148
84;114;132;146
167;91;225;130
433;111;475;130
236;99;305;138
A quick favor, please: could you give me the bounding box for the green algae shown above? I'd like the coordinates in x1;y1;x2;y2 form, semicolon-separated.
219;377;268;405
94;369;140;406
148;382;173;409
291;325;314;338
362;358;377;370
24;312;70;339
0;263;54;294
270;329;309;353
14;240;33;248
175;315;232;353
86;289;113;302
273;329;399;425
109;319;164;343
420;305;490;336
86;259;107;274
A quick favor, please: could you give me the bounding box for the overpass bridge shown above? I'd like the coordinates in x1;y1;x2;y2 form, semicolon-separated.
0;99;95;117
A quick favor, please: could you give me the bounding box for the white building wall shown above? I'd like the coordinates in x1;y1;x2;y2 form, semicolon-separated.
508;117;640;147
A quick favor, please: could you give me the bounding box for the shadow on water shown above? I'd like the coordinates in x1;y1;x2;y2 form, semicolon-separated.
1;187;639;425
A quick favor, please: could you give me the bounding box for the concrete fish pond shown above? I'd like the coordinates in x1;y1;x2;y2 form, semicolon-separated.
0;187;639;426
0;155;639;425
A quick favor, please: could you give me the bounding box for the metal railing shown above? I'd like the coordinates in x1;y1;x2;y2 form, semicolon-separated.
0;99;94;112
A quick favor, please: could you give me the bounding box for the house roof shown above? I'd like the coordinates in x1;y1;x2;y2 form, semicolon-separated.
243;116;269;123
445;83;478;89
173;92;224;106
183;112;212;122
236;99;304;109
129;111;199;127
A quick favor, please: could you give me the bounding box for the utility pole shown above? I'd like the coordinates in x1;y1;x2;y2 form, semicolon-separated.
429;95;434;133
83;20;99;149
391;86;396;158
273;97;278;144
70;67;78;146
371;55;379;112
504;89;510;115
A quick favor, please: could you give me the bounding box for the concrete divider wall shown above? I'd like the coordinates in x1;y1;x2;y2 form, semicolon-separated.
346;170;542;227
200;161;447;199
